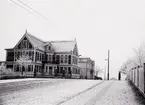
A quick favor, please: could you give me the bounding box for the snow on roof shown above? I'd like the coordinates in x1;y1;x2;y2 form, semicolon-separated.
26;32;76;52
26;33;45;51
46;41;76;52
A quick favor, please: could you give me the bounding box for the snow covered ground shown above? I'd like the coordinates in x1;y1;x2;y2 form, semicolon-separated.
0;79;102;105
0;79;144;105
0;78;41;84
93;81;145;105
62;81;145;105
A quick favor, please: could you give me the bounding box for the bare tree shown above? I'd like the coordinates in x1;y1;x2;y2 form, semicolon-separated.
120;58;138;74
16;53;31;75
95;66;103;76
133;43;145;66
120;42;145;73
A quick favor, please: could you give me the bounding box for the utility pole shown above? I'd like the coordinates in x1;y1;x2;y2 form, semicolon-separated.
107;50;110;80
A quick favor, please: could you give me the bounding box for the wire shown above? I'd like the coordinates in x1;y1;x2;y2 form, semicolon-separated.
17;0;50;23
10;0;40;19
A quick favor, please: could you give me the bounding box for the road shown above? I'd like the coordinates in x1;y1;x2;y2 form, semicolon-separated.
0;79;144;105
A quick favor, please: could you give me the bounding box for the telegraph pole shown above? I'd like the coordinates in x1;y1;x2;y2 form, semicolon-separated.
107;50;110;80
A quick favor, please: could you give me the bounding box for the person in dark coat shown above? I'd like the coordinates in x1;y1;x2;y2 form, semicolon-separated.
118;71;121;80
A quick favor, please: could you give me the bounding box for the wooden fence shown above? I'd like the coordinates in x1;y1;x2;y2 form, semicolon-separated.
127;63;145;96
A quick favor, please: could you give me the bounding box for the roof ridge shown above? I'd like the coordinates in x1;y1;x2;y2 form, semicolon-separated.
26;32;45;43
46;40;74;43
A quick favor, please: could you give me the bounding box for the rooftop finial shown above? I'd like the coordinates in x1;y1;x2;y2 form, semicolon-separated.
25;29;27;34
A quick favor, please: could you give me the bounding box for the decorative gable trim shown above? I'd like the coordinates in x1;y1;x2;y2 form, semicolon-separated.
13;31;35;49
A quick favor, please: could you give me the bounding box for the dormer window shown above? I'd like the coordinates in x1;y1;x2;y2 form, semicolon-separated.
45;44;52;52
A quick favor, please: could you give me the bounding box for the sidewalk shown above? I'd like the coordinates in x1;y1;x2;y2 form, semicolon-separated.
61;81;145;105
93;81;145;105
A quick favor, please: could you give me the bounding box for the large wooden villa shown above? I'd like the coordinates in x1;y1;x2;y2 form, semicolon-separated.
5;31;80;78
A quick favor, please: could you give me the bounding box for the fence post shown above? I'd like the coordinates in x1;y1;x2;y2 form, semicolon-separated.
144;63;145;94
134;67;136;84
137;66;139;87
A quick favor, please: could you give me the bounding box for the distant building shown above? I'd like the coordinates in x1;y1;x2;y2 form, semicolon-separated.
5;31;80;78
78;57;95;79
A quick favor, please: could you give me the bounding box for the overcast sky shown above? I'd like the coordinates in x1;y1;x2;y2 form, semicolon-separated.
0;0;145;78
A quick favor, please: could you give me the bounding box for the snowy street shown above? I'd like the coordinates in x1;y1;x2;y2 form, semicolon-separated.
0;79;145;105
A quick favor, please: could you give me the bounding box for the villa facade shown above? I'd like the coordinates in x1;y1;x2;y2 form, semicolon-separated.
5;31;80;78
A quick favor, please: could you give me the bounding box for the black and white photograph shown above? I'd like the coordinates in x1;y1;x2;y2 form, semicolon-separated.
0;0;145;105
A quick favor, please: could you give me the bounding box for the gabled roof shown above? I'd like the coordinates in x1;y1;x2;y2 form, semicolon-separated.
13;31;77;53
26;32;45;51
45;41;76;52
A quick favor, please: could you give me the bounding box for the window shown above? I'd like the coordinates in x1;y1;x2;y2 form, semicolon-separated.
29;51;33;61
17;52;20;60
61;55;63;63
56;55;60;64
16;65;20;72
48;55;52;63
65;55;68;63
45;45;51;51
40;53;42;61
64;67;67;73
39;53;41;61
35;52;37;61
26;51;29;57
20;41;24;48
42;54;45;62
52;55;55;63
60;67;63;73
7;52;14;61
31;65;33;72
36;52;40;61
23;40;27;48
38;53;40;61
40;53;42;62
6;65;13;69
